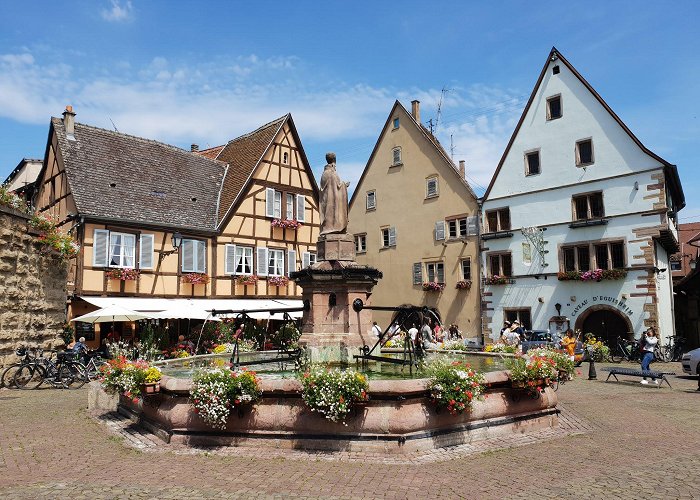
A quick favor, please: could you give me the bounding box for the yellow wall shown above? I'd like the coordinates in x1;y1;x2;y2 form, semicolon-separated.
347;104;482;338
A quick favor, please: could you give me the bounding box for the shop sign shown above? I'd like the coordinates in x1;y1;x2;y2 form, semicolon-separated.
570;295;634;318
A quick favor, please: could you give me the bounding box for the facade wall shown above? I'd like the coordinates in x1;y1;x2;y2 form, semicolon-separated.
348;104;481;338
0;206;67;366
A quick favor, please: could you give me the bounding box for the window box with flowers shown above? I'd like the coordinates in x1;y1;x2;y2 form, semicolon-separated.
181;273;210;285
485;275;511;285
106;268;140;281
422;282;445;292
557;268;627;281
455;280;472;290
268;276;289;287
271;219;302;230
236;275;259;286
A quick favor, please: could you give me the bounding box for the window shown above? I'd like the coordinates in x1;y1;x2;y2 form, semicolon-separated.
426;262;445;284
485;208;511;233
670;260;682;271
266;188;304;221
447;217;468;239
108;232;136;268
392;147;402;166
181;239;206;273
573;192;604;220
461;258;471;280
355;234;367;253
522;242;532;265
562;241;624;271
504;309;531;330
225;245;253;275
426;177;439;198
302;251;317;269
268;249;285;276
381;227;396;248
525;150;540;176
366;190;376;210
489;253;512;277
546;95;562;120
576;139;594;166
283;152;289;164
393;117;400;129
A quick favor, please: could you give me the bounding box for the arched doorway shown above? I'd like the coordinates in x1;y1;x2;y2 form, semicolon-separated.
575;306;633;346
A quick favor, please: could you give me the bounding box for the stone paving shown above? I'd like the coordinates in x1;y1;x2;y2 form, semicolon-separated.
0;362;698;499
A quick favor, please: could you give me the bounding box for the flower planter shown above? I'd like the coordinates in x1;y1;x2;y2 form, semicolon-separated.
142;382;160;395
512;378;550;389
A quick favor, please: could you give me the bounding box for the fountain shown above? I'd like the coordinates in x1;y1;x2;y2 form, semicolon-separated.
102;153;559;454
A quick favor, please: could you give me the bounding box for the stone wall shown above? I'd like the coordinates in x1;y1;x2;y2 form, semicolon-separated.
0;206;67;366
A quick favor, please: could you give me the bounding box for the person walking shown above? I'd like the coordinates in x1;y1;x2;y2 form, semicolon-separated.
640;327;659;385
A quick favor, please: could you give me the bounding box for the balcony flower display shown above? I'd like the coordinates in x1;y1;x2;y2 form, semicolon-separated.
455;280;472;290
557;268;627;281
268;276;289;287
485;275;509;285
422;281;446;292
181;272;210;285
106;268;140;281
271;218;302;229
236;275;259;286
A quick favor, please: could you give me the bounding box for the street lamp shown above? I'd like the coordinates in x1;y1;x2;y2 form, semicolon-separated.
160;231;183;261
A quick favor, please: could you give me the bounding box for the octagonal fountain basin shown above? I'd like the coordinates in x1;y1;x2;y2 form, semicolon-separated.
115;351;558;454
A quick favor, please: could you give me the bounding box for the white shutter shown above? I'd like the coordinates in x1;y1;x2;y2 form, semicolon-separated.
93;229;109;267
302;251;311;269
296;194;305;222
182;239;194;272
225;244;236;275
265;188;275;218
434;221;445;241
467;216;478;236
412;263;423;285
287;249;296;275
196;240;206;273
139;234;154;269
388;226;396;247
256;247;268;276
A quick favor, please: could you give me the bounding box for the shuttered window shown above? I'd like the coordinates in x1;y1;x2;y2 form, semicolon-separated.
426;262;444;283
93;229;110;267
109;232;136;268
466;216;478;236
182;239;206;273
366;191;376;210
426;177;438;198
296;194;305;222
256;247;268;276
286;193;294;220
226;245;253;275
265;188;275;218
268;249;285;277
139;234;154;269
288;249;297;275
225;244;236;275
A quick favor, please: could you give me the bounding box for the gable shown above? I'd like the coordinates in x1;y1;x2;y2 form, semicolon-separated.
485;48;671;201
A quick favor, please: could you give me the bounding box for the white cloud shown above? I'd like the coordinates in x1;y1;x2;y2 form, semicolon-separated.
101;0;133;22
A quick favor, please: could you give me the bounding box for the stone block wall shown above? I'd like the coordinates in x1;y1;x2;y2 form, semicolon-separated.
0;206;67;366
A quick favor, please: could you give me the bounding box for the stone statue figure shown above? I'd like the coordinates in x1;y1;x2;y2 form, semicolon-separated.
319;152;350;237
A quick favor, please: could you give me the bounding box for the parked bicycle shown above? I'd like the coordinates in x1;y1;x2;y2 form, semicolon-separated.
661;335;686;362
608;336;642;363
13;350;86;390
83;351;109;381
0;346;38;389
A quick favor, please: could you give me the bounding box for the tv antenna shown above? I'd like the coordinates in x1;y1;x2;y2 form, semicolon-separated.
108;117;119;132
450;134;455;159
434;86;451;133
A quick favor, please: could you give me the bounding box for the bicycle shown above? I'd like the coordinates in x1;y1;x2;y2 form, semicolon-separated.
83;351;109;381
608;337;641;363
662;336;686;362
13;350;86;390
0;346;38;389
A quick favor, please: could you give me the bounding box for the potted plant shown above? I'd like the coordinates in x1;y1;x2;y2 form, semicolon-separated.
422;281;446;292
426;359;486;415
525;347;575;381
100;356;160;402
299;367;369;424
190;367;262;429
142;366;163;394
507;354;558;394
455;280;472;290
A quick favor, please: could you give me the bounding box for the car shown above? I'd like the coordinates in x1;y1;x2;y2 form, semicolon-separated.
681;347;700;377
524;330;553;342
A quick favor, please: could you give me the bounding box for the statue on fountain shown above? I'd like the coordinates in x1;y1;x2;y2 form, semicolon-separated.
319;152;350;238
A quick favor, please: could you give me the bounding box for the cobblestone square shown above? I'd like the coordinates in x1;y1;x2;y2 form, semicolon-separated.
0;362;698;499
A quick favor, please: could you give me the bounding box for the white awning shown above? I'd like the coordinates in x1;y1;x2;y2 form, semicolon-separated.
78;297;303;321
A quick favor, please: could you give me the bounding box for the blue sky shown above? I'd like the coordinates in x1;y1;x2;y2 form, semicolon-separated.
1;1;698;219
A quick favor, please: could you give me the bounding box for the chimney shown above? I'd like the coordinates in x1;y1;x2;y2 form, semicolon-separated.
411;100;420;123
62;105;76;137
191;144;199;152
459;160;466;179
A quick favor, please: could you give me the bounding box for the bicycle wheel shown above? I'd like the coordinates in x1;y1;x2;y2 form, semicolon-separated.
13;364;45;390
654;346;669;363
609;346;623;363
0;363;22;389
62;363;86;389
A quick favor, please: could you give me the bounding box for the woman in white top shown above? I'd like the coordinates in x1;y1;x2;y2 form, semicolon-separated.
640;327;659;384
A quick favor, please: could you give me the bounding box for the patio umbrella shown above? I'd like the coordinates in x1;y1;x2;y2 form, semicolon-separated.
71;304;154;341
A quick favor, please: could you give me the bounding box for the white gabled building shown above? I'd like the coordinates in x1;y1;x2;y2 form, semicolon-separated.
481;48;685;345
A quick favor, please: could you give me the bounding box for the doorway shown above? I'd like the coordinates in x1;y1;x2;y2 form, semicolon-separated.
576;306;633;345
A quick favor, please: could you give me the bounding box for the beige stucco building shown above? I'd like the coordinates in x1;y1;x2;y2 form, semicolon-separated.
347;101;481;338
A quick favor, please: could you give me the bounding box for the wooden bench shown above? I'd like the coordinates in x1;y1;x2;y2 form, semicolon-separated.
602;367;675;388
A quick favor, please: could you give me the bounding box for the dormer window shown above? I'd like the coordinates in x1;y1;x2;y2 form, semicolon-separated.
546;95;562;120
576;138;594;166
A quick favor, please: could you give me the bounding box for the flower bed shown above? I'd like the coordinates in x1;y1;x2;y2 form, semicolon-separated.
422;281;445;292
525;347;575;379
236;275;259;286
299;367;369;424
438;340;469;351
485;275;509;285
181;272;210;285
427;359;486;415
100;356;161;401
271;219;302;229
190;367;262;429
484;343;517;354
557;268;627;281
268;276;289;287
455;280;472;290
106;268;140;281
507;354;558;394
